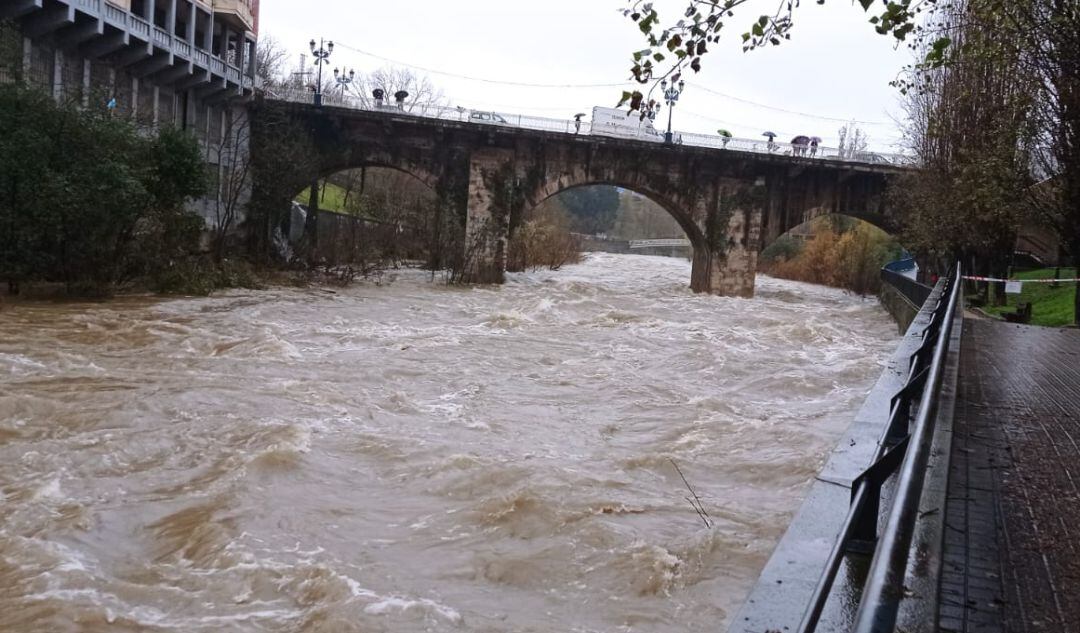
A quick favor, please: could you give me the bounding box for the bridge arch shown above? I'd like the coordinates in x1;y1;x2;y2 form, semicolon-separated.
759;210;899;253
311;151;443;196
289;159;452;270
526;181;706;249
522;175;713;291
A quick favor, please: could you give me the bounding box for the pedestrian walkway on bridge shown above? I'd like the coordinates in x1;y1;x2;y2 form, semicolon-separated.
941;319;1080;632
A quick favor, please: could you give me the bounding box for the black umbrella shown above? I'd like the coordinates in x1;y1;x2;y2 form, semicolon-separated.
762;131;777;139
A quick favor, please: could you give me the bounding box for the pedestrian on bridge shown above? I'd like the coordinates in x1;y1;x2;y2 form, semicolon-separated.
791;135;810;156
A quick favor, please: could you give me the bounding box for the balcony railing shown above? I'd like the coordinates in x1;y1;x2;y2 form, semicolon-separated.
127;14;150;39
152;26;171;48
50;0;254;89
103;3;126;24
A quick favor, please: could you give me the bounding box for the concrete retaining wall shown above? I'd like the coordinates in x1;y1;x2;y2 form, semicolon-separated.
879;282;921;333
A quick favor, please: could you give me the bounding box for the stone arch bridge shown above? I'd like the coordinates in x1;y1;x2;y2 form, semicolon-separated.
251;98;908;297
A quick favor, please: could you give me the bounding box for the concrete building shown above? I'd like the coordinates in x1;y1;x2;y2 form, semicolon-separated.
0;0;259;224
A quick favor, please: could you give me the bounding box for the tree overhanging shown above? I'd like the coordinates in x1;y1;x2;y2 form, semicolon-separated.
620;0;948;111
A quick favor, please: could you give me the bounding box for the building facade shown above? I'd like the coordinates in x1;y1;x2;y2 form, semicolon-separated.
1;0;259;225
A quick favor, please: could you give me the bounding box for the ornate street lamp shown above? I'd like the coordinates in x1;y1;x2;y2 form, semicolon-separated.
309;38;334;106
661;78;685;145
334;67;355;97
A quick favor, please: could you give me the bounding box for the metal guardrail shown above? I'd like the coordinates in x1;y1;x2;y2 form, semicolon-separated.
881;266;933;308
267;87;915;167
628;238;692;249
798;262;962;633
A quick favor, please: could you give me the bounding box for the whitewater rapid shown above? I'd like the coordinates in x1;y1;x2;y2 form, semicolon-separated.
0;253;898;632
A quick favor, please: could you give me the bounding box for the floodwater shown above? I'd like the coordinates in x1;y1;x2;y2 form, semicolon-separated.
0;253;898;633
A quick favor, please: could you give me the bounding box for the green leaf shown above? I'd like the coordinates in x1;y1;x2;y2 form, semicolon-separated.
752;23;764;36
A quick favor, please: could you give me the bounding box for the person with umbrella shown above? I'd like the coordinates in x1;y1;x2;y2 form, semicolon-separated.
809;136;822;157
717;128;732;148
762;131;778;152
791;135;811;156
574;112;584;134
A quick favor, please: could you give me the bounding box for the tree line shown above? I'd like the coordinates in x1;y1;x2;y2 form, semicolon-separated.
626;0;1080;323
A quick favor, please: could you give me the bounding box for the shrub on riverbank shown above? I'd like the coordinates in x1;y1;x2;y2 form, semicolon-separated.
0;84;210;297
760;217;902;295
507;205;584;272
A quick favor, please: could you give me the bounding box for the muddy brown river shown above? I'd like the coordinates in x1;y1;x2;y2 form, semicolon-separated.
0;253;898;632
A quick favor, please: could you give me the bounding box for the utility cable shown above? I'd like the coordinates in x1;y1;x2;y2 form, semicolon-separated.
333;41;630;89
333;42;901;130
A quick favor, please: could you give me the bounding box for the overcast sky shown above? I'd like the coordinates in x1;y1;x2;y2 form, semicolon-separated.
259;0;914;151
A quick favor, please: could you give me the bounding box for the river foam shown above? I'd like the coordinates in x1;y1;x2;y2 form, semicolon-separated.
0;253;897;632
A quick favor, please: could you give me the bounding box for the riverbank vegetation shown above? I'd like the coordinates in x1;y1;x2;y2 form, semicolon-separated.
507;205;584;272
759;216;902;295
0;83;219;297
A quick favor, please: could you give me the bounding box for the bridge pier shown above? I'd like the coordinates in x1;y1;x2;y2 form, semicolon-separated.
700;194;763;298
463;153;512;284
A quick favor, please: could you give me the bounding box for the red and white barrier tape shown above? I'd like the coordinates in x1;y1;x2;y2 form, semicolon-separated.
962;275;1080;283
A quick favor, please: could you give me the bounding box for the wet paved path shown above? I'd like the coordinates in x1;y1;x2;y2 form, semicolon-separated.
942;319;1080;632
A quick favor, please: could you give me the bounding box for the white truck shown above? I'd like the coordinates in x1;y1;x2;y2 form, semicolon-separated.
589;107;663;142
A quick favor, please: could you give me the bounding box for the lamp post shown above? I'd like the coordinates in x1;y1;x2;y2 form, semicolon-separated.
661;78;685;144
309;37;333;106
334;67;355;97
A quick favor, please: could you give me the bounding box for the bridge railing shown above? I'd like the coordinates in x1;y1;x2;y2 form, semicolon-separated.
798;262;962;633
628;238;692;249
265;88;914;166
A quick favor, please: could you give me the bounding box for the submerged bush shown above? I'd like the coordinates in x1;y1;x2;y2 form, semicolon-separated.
507;206;584;272
760;234;804;264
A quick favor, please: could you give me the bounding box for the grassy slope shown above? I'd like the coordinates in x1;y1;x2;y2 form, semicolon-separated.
295;181;351;213
981;268;1077;327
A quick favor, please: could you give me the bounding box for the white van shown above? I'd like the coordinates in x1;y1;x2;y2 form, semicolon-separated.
589;107;663;142
469;110;509;126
